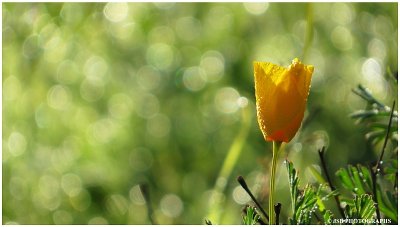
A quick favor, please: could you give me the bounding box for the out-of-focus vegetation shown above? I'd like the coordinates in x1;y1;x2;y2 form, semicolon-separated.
2;2;397;224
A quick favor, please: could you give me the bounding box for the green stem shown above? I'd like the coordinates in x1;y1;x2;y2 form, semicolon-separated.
269;141;282;225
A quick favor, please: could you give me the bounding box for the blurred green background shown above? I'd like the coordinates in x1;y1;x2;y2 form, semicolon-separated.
2;2;397;224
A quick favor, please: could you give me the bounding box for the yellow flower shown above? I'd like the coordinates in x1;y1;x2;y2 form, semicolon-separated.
254;58;314;142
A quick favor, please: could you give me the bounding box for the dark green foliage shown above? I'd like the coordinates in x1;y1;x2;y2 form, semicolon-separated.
344;194;376;220
377;186;398;222
351;85;387;110
322;210;333;225
242;206;260;225
350;84;398;145
286;160;335;225
285;157;397;225
335;163;397;223
336;165;373;195
345;83;398;223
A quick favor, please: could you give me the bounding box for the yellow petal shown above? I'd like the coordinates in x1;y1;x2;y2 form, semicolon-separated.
254;58;314;142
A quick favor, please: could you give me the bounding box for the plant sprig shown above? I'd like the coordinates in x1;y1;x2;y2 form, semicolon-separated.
286;160;335;225
242;205;261;225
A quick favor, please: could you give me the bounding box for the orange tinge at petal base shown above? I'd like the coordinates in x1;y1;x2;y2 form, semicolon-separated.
253;58;314;143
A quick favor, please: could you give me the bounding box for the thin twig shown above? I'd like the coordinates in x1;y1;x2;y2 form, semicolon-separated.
369;165;381;224
318;147;345;218
375;100;396;172
139;183;156;224
237;176;269;222
274;203;281;225
313;212;322;224
369;100;395;224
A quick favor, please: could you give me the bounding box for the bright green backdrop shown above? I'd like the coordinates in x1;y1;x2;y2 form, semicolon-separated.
2;2;397;224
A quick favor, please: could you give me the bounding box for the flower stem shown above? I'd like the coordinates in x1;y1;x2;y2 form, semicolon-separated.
269;141;281;225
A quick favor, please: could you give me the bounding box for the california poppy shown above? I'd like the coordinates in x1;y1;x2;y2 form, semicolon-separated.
254;58;314;143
